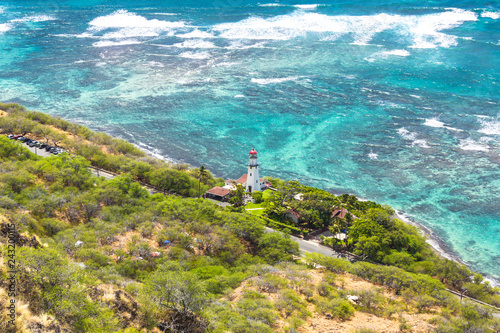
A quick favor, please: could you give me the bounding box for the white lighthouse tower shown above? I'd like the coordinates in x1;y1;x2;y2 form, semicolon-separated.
246;148;260;193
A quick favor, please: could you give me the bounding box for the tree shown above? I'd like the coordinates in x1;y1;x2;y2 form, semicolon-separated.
258;232;300;264
145;269;209;332
229;183;246;207
196;165;209;197
149;167;192;195
32;124;54;143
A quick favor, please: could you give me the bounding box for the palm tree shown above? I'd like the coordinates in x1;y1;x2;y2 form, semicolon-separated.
197;165;209;197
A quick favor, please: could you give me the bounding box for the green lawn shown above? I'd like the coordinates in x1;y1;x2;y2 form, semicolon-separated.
245;202;265;216
245;202;264;209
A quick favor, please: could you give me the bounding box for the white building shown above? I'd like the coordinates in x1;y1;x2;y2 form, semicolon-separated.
213;148;269;195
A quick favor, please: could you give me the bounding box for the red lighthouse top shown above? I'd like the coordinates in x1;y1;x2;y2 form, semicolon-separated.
249;148;257;155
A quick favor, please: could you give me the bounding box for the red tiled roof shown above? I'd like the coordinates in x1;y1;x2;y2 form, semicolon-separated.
206;187;231;197
236;175;265;185
236;174;247;184
331;207;348;219
286;209;301;219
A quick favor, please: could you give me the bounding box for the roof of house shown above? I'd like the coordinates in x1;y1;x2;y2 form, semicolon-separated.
331;207;348;219
286;209;301;219
206;187;231;197
225;179;236;183
236;174;247;184
236;174;265;184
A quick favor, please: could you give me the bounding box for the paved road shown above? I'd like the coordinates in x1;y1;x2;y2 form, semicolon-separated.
265;227;343;258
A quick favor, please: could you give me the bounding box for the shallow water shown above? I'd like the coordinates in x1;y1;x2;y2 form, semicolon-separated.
0;0;499;281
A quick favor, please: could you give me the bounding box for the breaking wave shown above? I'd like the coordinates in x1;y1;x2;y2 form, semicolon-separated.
10;15;56;23
424;117;461;131
459;139;489;152
397;127;430;148
211;8;477;48
0;23;11;33
84;9;185;46
173;39;217;48
251;76;301;85
478;116;500;136
481;11;500;19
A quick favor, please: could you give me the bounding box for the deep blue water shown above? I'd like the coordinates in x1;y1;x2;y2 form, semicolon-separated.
0;0;499;281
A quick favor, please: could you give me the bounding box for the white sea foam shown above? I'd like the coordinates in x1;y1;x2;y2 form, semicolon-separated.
178;51;211;59
481;11;500;19
0;23;11;33
368;152;378;160
365;49;410;62
251;76;300;85
88;10;184;30
93;39;141;47
211;8;477;48
424;117;444;128
177;29;214;38
85;10;185;46
459;139;489;152
258;3;284;7
294;4;318;10
226;40;268;49
234;95;245;98
382;49;410;56
397;127;430;148
148;61;164;67
424;117;462;131
10;15;56;23
178;78;213;85
478;117;500;135
173;39;217;48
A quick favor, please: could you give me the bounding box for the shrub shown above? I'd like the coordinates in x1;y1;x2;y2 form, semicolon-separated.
316;297;355;321
0;196;19;209
39;218;68;236
276;289;311;319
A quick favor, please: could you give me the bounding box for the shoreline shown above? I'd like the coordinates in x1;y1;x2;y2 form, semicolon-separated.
7;105;496;287
323;189;500;287
395;209;500;287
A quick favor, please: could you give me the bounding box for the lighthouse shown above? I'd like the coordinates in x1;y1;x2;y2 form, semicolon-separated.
246;148;260;193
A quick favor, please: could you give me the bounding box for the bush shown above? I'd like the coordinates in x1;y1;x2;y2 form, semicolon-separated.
316;297;355;321
39;218;68;236
0;196;19;209
276;289;311;319
251;191;263;203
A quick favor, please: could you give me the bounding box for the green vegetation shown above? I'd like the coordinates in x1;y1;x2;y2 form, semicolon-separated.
0;103;224;197
0;104;499;333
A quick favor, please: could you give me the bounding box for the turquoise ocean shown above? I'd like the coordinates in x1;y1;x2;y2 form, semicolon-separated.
0;0;499;282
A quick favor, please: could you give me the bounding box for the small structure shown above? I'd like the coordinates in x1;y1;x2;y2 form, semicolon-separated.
331;207;349;219
294;193;304;201
204;186;231;202
285;209;301;223
347;295;359;304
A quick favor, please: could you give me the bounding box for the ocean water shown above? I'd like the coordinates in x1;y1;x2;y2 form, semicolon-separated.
0;0;499;281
